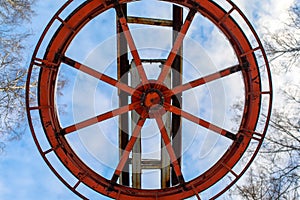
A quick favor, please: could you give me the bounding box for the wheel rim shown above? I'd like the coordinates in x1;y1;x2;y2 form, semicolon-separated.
26;0;272;199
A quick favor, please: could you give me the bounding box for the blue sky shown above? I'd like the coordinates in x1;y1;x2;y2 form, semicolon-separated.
0;0;297;199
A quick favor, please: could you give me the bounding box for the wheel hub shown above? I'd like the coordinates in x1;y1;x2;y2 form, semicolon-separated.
132;82;171;118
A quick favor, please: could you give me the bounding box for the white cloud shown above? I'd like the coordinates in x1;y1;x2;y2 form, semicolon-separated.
0;135;80;199
233;0;296;33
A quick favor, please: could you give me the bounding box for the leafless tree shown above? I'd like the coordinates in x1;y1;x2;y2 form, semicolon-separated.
230;3;300;200
0;0;36;154
264;5;300;70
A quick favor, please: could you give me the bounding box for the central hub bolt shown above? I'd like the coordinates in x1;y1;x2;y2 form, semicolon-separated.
142;89;164;108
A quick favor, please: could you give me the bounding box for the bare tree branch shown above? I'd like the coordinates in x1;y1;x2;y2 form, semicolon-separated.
0;0;36;154
264;4;300;70
230;4;300;197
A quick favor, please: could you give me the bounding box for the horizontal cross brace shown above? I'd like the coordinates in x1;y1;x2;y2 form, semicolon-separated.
127;16;173;27
128;158;162;169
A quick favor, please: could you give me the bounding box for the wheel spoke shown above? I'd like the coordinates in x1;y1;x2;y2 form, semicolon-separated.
115;4;148;85
164;103;237;140
111;116;146;184
155;117;185;185
62;102;139;134
157;9;196;84
61;56;140;96
164;64;243;97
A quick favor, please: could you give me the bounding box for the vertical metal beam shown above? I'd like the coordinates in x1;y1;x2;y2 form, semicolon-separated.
131;61;142;189
117;3;130;186
171;4;183;186
161;71;171;188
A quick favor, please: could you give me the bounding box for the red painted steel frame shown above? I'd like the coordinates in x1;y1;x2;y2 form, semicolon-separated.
26;0;272;199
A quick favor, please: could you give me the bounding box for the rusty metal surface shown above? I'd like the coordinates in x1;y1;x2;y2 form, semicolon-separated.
26;0;273;199
127;16;173;26
117;3;130;187
171;4;183;187
131;61;142;189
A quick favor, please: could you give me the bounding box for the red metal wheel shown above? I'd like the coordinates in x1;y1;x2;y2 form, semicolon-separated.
26;0;272;199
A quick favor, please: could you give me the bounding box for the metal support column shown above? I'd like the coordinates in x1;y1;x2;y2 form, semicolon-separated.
171;4;183;186
131;62;142;189
161;67;172;188
117;4;130;186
